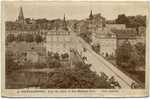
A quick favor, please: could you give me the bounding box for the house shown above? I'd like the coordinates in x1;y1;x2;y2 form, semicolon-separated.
92;31;117;57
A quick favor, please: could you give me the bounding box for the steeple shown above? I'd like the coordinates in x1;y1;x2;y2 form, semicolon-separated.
89;10;93;20
18;6;24;24
64;14;66;22
63;14;67;25
63;14;67;30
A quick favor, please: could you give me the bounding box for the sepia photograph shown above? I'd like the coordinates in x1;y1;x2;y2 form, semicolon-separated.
1;0;149;97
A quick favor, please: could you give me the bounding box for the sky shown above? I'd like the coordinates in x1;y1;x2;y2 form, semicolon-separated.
3;1;149;21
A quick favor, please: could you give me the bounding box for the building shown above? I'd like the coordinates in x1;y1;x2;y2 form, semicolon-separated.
46;15;71;56
5;6;50;32
88;10;106;34
87;11;117;57
105;24;126;30
17;6;25;24
92;30;117;57
112;28;145;47
46;29;71;54
26;51;39;63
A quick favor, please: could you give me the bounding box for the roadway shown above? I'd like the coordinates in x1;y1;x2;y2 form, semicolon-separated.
70;30;136;89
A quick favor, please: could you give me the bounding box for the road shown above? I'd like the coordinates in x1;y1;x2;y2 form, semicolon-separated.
70;31;136;89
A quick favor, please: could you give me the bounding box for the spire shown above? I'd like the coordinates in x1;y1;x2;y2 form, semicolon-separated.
89;10;93;20
63;14;66;23
18;6;24;24
63;14;67;30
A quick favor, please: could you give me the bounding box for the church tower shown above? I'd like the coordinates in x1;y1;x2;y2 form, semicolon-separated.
63;14;68;30
88;10;94;33
18;6;25;24
89;10;93;20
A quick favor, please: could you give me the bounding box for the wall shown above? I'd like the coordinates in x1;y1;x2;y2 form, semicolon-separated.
46;34;71;54
98;38;117;57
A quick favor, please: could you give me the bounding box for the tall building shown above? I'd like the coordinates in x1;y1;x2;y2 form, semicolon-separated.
88;10;106;34
18;6;25;24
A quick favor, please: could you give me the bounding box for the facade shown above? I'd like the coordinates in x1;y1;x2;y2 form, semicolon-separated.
98;38;117;57
88;11;117;57
92;32;117;57
105;24;126;30
26;51;39;63
46;15;71;56
88;10;105;34
46;29;71;54
112;28;145;47
85;11;145;57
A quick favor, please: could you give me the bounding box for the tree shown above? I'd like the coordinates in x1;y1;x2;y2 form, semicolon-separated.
16;34;24;41
6;52;19;73
116;40;145;71
128;51;140;71
61;53;69;60
25;18;31;24
80;32;92;44
53;53;60;60
92;43;100;53
116;14;129;25
135;42;145;56
24;34;34;42
41;62;119;89
134;42;145;66
35;18;49;24
115;14;146;28
35;34;43;43
6;34;15;42
116;40;133;68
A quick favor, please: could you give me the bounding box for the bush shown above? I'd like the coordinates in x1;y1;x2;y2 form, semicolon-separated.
16;34;24;41
6;34;15;42
41;62;119;89
80;32;92;44
117;41;145;71
35;34;43;43
92;44;100;53
61;53;69;60
116;40;133;67
53;53;60;60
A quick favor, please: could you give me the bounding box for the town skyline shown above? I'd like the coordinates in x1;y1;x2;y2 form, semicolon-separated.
4;1;148;21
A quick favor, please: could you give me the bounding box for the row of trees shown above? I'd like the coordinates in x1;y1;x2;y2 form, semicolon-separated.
6;33;44;43
116;14;146;28
41;62;121;88
48;52;69;60
80;32;92;44
46;52;69;68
